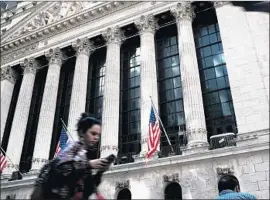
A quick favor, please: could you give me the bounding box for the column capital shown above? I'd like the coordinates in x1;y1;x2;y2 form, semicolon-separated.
45;47;64;66
20;57;38;74
170;2;195;22
135;14;158;34
72;38;94;56
1;66;17;84
102;26;124;45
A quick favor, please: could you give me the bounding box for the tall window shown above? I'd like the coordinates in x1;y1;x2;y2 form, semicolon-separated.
20;66;48;172
156;25;186;154
86;48;106;120
49;58;75;159
1;66;22;151
119;37;141;158
193;3;237;138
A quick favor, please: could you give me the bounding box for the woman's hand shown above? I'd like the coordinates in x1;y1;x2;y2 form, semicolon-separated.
89;159;109;169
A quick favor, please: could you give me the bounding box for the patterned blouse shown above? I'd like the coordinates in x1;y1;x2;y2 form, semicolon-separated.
34;141;101;200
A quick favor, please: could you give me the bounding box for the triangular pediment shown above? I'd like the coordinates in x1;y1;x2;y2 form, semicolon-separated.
2;1;102;43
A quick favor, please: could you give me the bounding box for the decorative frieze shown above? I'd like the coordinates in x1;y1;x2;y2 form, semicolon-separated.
1;1;138;55
170;2;195;21
0;66;17;84
216;166;235;176
135;14;158;34
115;180;130;190
72;37;94;56
163;173;179;183
100;145;119;152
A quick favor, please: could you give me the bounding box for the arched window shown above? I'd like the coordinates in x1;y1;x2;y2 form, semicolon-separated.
117;188;132;200
164;182;182;200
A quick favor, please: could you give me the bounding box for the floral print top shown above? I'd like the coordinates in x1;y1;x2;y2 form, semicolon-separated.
34;141;100;200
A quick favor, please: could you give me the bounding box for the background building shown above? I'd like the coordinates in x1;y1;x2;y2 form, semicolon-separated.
1;1;269;199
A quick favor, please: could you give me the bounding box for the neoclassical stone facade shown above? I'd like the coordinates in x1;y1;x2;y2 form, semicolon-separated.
1;1;269;199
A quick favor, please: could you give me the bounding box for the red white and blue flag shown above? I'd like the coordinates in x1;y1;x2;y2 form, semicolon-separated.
55;127;70;157
146;106;161;159
0;151;7;173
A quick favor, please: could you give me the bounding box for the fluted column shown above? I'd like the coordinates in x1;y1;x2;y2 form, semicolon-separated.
3;58;38;174
1;66;17;143
135;15;159;157
171;2;209;153
67;38;94;140
31;48;64;171
100;26;123;158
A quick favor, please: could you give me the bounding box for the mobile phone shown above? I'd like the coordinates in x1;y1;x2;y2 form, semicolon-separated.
106;154;116;164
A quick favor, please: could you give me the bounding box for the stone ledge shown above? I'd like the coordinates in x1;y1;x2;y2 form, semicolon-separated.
105;141;269;175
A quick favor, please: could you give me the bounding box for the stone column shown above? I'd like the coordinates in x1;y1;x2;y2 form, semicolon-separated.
135;15;159;158
67;38;94;140
1;66;17;143
215;2;269;145
31;48;63;171
100;26;123;158
171;2;209;154
3;58;38;174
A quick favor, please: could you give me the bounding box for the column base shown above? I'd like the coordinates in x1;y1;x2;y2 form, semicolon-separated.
182;141;209;155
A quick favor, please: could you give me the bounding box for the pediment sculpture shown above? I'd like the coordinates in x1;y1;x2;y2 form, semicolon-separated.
9;1;96;40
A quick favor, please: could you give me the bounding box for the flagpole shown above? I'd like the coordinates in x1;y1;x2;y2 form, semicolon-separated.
149;96;174;153
0;147;23;177
60;118;74;140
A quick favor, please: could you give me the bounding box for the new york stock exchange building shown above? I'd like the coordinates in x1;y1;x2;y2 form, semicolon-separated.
0;1;269;199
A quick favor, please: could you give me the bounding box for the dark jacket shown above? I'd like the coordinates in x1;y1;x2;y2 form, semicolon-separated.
31;141;102;200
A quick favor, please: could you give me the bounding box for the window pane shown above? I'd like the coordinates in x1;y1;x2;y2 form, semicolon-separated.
205;68;216;80
173;77;181;88
221;102;232;116
209;33;218;43
203;46;212;57
200;27;208;36
202;36;210;46
217;77;226;89
174;87;182;99
210;92;219;105
215;66;224;78
166;90;174;101
172;66;180;76
208;24;216;34
171;56;179;66
205;56;213;68
219;90;229;103
207;79;217;91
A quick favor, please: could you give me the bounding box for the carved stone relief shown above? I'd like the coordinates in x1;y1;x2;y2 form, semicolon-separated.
115;180;130;190
163;173;180;183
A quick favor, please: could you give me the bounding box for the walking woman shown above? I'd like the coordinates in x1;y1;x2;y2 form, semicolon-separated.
31;113;112;200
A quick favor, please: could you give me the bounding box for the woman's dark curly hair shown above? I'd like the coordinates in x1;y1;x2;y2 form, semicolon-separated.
77;113;101;134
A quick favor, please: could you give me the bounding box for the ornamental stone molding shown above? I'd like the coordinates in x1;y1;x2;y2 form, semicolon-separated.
100;145;119;152
20;58;38;74
72;37;94;56
115;180;130;190
102;26;125;44
135;14;158;34
32;158;49;164
1;1;137;54
45;47;64;66
163;173;179;183
170;2;195;22
0;66;17;83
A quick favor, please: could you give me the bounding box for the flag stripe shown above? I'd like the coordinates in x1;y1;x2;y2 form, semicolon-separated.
146;106;161;159
0;152;7;173
54;127;70;157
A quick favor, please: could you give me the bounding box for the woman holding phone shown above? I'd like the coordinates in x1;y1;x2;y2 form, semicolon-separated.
31;113;113;200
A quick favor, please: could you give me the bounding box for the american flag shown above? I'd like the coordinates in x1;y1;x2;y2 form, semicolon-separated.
146;106;161;159
55;127;70;157
0;151;7;173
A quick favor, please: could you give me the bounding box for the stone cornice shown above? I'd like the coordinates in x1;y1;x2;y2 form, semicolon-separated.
1;1;174;67
1;2;50;43
1;2;39;26
1;2;131;52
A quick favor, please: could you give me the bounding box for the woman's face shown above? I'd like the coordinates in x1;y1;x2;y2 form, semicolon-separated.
83;124;101;147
